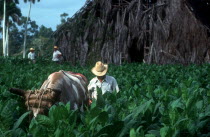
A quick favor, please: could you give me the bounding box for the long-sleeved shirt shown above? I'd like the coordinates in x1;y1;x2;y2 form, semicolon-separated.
28;52;35;60
88;75;119;99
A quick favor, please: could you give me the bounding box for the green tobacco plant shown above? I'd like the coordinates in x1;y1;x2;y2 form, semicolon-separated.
0;57;209;137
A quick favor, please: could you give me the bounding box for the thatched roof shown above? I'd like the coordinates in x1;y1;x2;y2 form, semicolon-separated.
53;0;210;65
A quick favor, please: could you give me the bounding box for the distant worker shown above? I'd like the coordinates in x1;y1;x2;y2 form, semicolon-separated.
88;61;119;100
28;48;36;63
52;46;62;63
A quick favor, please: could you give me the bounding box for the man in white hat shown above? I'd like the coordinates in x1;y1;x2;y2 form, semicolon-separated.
28;48;36;63
88;61;119;100
52;46;62;63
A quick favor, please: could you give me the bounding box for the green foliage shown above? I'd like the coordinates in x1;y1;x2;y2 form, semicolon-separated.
0;14;53;57
56;12;69;29
0;57;209;137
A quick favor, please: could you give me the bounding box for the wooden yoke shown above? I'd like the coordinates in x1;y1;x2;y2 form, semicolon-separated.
9;88;62;116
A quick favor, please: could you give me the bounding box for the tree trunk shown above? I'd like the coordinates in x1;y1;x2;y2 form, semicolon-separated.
2;0;6;57
23;1;32;58
6;23;9;56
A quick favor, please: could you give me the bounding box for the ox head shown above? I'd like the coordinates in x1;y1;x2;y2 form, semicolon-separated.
9;88;61;117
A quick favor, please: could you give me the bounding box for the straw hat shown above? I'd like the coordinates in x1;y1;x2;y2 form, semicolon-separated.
30;48;35;51
91;61;108;76
54;46;58;49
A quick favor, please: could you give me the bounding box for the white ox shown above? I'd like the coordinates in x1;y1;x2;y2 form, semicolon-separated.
10;70;89;117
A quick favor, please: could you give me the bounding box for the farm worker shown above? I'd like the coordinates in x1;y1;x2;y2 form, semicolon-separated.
52;46;62;63
88;61;119;101
28;48;36;63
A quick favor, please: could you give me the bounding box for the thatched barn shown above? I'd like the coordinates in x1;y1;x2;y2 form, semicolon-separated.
53;0;210;65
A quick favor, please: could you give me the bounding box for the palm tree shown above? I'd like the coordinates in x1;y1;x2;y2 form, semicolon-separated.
1;0;21;57
6;2;21;56
22;0;40;58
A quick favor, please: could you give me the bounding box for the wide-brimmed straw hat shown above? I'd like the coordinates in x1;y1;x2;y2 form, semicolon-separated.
30;48;35;51
91;61;108;76
54;46;58;49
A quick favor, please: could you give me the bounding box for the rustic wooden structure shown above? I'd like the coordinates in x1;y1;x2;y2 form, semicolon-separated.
53;0;210;65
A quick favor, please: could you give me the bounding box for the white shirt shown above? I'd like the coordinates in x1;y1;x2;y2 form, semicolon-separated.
28;52;35;60
52;50;62;61
88;75;119;99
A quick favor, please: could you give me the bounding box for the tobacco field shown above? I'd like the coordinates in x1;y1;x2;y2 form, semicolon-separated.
0;57;209;137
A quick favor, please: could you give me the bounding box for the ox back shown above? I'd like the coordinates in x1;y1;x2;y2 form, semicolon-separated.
40;70;89;110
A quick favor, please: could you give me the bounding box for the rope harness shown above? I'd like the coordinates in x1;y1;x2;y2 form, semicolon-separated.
26;88;56;114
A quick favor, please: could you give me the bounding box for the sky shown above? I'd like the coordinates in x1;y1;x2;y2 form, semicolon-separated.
18;0;86;31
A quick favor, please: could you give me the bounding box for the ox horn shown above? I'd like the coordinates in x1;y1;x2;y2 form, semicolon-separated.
9;88;25;97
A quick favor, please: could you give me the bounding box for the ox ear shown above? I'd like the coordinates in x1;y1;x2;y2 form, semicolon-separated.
9;88;26;97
